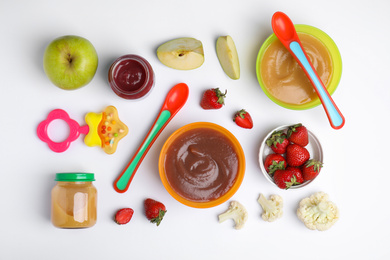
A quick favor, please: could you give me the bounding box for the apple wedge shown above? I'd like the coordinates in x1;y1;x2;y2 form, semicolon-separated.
216;35;240;80
157;37;204;70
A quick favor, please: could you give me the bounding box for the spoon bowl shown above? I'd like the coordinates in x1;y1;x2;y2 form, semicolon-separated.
272;12;296;41
163;83;189;113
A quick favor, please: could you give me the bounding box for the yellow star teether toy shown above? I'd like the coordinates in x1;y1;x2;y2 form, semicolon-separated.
85;106;128;154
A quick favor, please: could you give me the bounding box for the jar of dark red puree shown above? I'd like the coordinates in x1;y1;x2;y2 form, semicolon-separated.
108;54;155;100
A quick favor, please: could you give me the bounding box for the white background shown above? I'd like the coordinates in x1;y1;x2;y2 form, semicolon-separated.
1;0;389;259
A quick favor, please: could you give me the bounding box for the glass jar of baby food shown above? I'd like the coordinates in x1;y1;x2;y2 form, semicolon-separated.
51;173;97;228
108;54;155;100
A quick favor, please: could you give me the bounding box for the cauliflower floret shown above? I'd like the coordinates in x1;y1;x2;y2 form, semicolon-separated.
297;192;339;231
218;201;248;230
257;193;283;222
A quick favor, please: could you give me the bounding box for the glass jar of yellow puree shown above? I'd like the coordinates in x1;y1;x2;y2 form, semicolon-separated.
51;173;97;228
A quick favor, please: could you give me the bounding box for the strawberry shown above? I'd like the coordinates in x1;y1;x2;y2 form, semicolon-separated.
266;130;289;154
233;109;253;129
144;198;166;226
301;159;323;181
287;123;309;147
200;88;227;109
115;208;134;225
264;153;286;175
286;166;304;183
273;168;302;189
286;144;310;167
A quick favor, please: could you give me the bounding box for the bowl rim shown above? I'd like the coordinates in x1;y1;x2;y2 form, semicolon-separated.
159;122;246;208
256;24;342;110
258;125;324;189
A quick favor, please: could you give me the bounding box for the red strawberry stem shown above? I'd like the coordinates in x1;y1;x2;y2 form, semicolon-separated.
237;109;247;119
266;130;287;148
285;175;299;189
287;123;302;138
304;159;323;172
268;161;286;176
151;209;166;226
215;88;227;105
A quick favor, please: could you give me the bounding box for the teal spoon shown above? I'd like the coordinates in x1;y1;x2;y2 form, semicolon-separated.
114;83;189;193
272;11;345;129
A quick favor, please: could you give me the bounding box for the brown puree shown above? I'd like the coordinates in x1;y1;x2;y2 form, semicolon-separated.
260;33;333;105
164;128;239;202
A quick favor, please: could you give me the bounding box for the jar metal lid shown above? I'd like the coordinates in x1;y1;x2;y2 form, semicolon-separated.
55;173;95;182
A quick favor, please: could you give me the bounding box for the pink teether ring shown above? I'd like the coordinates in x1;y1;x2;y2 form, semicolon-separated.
37;109;89;153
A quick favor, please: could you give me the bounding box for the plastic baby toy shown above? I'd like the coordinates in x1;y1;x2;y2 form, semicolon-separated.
37;106;128;154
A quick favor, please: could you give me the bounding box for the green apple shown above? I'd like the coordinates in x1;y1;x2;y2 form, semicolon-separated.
157;37;204;70
216;35;240;80
43;35;98;90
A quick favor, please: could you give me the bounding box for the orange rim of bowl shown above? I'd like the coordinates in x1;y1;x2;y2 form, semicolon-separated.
158;122;246;208
256;24;342;110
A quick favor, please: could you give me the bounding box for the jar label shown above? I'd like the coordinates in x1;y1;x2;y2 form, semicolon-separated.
74;192;88;223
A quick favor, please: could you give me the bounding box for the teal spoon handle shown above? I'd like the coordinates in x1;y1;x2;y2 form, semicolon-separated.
113;110;171;193
290;41;345;129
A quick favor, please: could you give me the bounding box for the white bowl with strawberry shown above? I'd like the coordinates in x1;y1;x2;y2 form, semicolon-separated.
259;123;323;189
